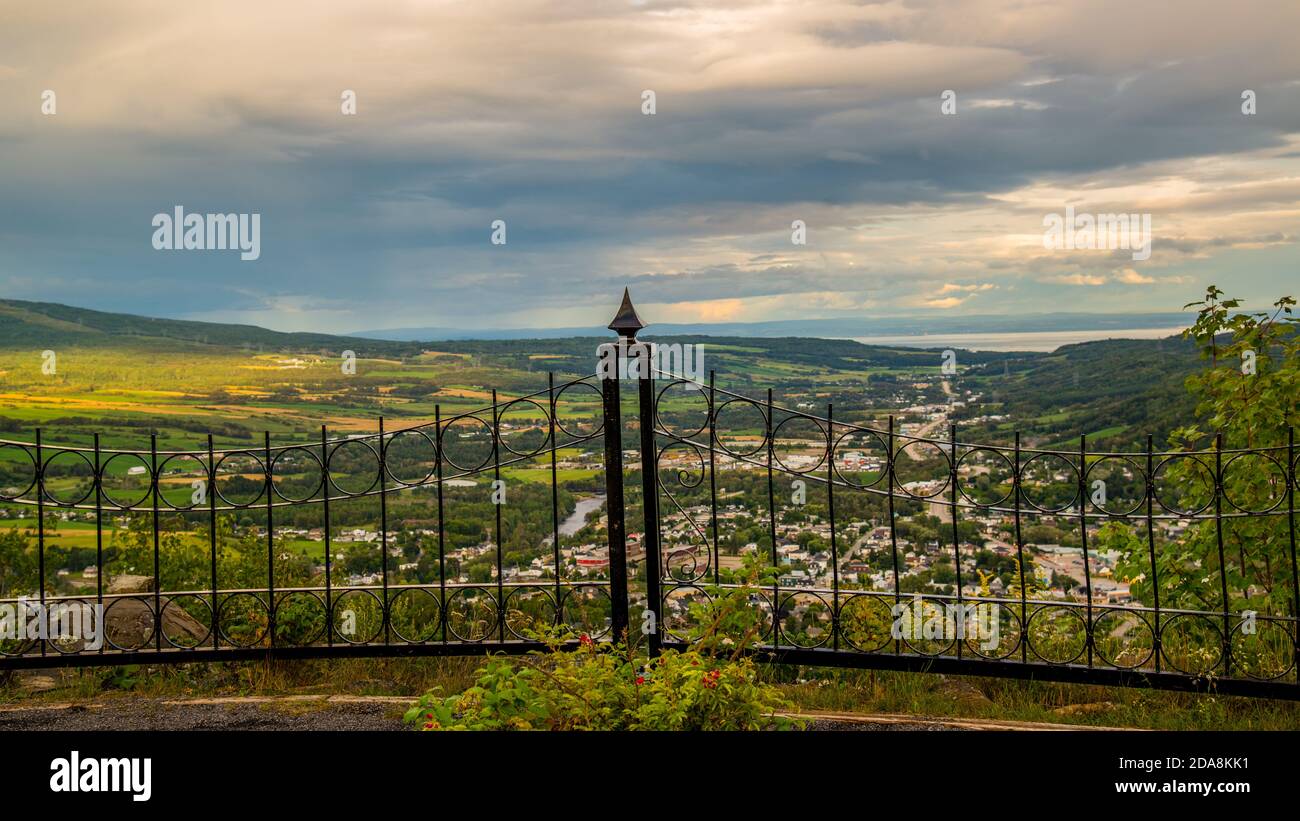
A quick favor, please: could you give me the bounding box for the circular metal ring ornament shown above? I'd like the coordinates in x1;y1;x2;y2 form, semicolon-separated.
213;451;268;508
41;448;96;507
0;443;38;501
156;453;211;511
271;446;324;502
438;415;496;474
327;438;382;496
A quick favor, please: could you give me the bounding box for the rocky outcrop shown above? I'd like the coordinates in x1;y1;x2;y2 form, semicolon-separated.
102;595;210;650
41;578;211;651
106;575;155;595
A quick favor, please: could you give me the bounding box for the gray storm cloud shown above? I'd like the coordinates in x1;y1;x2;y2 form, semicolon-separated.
1;0;1298;330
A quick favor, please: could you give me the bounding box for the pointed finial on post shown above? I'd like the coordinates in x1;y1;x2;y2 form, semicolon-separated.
607;287;646;340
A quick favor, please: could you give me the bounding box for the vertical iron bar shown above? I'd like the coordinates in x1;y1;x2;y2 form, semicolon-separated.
379;417;390;645
1145;435;1161;672
435;406;447;643
827;404;839;652
888;416;901;655
264;431;274;648
36;429;45;656
151;433;161;651
949;422;962;659
491;395;504;643
549;374;561;623
1288;427;1298;684
321;426;332;646
93;433;103;654
208;435;219;650
1078;434;1093;666
1014;432;1026;664
600;355;630;642
637;350;662;657
708;371;720;588
766;388;778;649
1214;432;1232;675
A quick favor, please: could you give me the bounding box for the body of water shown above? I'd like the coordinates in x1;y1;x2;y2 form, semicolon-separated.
559;495;605;538
842;326;1185;352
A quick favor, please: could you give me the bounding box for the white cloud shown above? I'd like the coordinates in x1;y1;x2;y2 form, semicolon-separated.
1046;274;1108;286
1114;268;1155;284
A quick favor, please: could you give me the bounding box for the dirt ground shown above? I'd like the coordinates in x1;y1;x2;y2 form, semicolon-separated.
0;695;411;731
0;695;1102;730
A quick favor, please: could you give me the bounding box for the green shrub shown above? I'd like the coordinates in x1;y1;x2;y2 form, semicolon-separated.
405;558;804;731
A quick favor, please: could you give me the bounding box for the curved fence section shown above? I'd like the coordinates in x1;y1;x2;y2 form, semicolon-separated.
0;374;617;666
642;368;1300;699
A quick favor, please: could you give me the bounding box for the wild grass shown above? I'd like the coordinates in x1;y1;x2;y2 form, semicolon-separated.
765;665;1300;730
4;657;1298;730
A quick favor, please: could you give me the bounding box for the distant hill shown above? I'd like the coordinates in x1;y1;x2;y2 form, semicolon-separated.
0;296;1210;446
967;334;1202;446
0;299;419;355
353;312;1190;342
3;296;1189;354
0;299;1021;379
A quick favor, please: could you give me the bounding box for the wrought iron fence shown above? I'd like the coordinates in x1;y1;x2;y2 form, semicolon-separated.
2;292;1298;700
0;374;617;666
639;366;1299;699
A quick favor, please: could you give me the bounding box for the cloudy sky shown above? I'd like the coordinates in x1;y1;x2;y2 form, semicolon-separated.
1;0;1298;333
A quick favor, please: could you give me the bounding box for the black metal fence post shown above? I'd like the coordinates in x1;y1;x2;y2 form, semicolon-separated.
600;289;647;644
636;341;662;657
601;359;630;642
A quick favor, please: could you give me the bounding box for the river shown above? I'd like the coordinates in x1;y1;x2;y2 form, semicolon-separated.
557;494;605;538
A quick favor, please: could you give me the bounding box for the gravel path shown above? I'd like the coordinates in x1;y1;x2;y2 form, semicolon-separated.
807;718;960;731
0;699;1059;731
0;696;411;731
